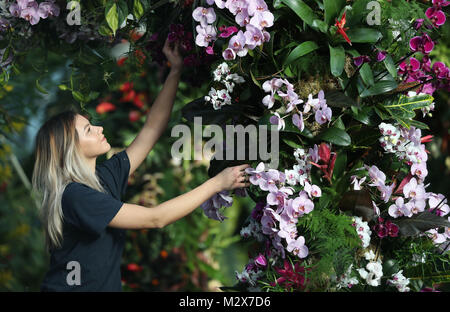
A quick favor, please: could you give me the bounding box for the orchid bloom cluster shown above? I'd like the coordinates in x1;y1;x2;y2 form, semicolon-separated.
192;0;274;60
351;118;450;248
356;250;384;287
8;0;59;25
262;77;332;131
387;270;411;292
398;1;450;95
204;62;246;110
201;187;247;221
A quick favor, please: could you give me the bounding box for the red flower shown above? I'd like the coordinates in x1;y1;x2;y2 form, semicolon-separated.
119;82;133;93
133;92;146;109
421;135;433;143
271;260;309;291
120;90;136;103
335;11;352;46
117;56;128;67
96;102;116;114
126;263;143;272
129;110;141;122
311;143;336;183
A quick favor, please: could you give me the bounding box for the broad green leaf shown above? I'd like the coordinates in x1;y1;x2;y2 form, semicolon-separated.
311;19;329;33
317;126;351;146
133;0;144;19
360;80;398;97
117;0;129;29
329;44;345;77
383;54;397;79
324;0;346;25
105;3;119;36
345;28;382;43
339;189;374;222
332;152;347;181
351;106;377;126
324;90;358;108
284;41;319;66
396;211;450;236
280;0;318;26
58;84;69;91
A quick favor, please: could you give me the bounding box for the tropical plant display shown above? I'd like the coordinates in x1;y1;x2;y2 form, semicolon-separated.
0;0;449;292
182;0;450;292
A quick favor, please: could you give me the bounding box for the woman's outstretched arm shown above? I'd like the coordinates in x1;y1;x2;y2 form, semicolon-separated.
108;164;250;229
126;38;183;177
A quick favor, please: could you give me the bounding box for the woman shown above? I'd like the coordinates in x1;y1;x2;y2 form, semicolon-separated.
31;37;251;291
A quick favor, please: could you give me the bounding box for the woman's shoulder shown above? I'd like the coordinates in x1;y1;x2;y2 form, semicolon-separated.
62;182;94;201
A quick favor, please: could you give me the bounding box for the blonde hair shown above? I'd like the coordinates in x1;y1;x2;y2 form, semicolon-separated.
31;110;107;251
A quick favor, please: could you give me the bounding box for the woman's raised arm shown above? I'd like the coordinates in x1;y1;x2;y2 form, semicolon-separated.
108;164;250;229
126;38;183;177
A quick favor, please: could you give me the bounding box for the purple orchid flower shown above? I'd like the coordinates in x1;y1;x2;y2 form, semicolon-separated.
409;34;435;54
286;236;308;258
425;7;446;27
399;57;421;76
353;55;371;67
292;113;304;132
254;254;267;267
376;50;387;62
314;103;332;125
432;62;449;79
267;186;294;213
413;18;425;30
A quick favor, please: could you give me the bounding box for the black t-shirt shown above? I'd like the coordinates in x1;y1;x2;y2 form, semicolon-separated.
40;150;130;292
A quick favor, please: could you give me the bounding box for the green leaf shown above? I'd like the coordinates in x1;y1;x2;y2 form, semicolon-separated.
284;41;319;66
360;80;398;97
332;152;347;181
324;0;346;25
280;0;318;26
117;0;129;28
317;127;351;146
382;93;434;129
351;106;377;126
72;91;85;102
282;134;303;149
345;28;382;43
133;0;144;19
249;67;261;88
324;90;358;108
347;49;375;86
396;211;450;237
311;19;329;33
58;84;69;91
339;189;375;222
383;54;397;79
329;44;345;77
105;3;119;36
35;79;48;94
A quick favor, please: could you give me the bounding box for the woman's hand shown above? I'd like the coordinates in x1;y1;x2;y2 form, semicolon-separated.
214;164;251;192
162;36;183;71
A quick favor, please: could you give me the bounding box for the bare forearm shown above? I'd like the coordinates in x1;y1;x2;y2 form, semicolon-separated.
144;68;181;133
153;177;221;228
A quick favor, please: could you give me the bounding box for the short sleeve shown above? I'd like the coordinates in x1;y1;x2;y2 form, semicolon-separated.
62;183;123;237
96;150;130;199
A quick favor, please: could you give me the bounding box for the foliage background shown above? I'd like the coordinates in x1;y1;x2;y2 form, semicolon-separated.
0;0;448;291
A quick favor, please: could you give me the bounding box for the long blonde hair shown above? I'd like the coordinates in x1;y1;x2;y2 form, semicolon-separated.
31;110;107;251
